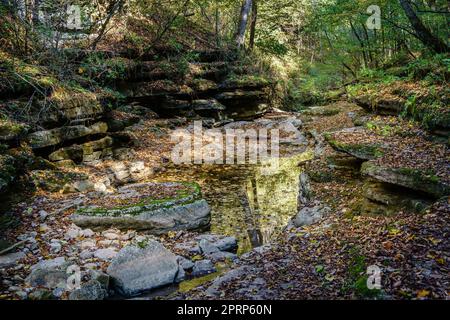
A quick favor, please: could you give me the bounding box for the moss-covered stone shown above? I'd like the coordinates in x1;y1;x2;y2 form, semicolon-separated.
325;133;384;160
0;120;29;143
220;75;271;90
27;122;108;149
71;182;210;233
361;162;449;198
0;155;17;194
29;170;88;192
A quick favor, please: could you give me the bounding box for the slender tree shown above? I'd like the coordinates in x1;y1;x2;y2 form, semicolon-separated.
235;0;253;48
249;0;257;50
399;0;448;53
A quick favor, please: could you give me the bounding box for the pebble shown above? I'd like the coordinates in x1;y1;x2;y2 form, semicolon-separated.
80;250;94;260
50;242;62;253
93;248;117;261
39;210;48;221
80;240;96;250
81;229;95;237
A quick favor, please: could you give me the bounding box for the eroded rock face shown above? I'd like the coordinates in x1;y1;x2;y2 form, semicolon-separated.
361;162;450;199
27;122;108;149
106;241;180;297
70;182;211;233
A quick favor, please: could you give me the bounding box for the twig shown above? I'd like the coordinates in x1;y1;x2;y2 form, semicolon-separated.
0;240;27;256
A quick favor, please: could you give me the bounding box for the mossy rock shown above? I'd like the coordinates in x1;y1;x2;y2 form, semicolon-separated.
362;181;432;214
0;155;17;194
0;120;29;143
361;162;450;199
71;182;211;233
220;75;271;90
325;133;384;160
27;122;108;149
29;170;89;192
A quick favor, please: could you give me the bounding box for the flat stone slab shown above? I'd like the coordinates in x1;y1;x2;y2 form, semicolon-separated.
71;182;211;233
107;240;180;297
362;162;450;199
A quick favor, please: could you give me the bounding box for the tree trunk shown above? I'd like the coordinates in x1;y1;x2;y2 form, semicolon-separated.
91;0;125;50
399;0;448;53
235;0;252;49
249;0;257;50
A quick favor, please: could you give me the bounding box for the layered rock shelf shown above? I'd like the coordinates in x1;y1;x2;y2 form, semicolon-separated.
71;182;211;233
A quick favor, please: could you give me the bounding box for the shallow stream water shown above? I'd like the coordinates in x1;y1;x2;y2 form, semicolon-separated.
154;150;313;254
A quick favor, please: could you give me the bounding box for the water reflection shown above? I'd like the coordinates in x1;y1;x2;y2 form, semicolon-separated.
154;151;314;254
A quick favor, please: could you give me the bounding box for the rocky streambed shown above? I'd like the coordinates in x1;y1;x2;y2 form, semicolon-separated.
0;100;448;300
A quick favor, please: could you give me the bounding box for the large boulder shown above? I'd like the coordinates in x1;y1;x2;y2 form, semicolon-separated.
26;257;70;289
106;240;181;297
70;182;211;233
361;162;450;199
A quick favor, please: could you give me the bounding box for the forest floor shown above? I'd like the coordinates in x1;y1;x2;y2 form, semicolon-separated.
182;102;450;300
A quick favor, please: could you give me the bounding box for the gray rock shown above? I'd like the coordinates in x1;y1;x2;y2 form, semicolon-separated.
361;162;450;199
205;266;250;297
93;248;117;261
49;242;62;254
26;257;69;289
196;234;237;252
66;227;82;240
31;257;66;271
81;229;95;237
298;172;312;206
39;210;49;221
192;260;216;277
71;183;211;234
206;251;238;263
174;242;201;255
176;265;186;282
177;256;194;271
0;252;26;269
88;270;110;290
106;240;180;297
293;205;330;227
79;250;93;260
73;180;95;193
198;239;219;254
69;280;107;300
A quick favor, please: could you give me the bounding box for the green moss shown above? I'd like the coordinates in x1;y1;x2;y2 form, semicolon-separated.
325;134;384;160
76;182;203;217
342;247;382;299
178;264;227;293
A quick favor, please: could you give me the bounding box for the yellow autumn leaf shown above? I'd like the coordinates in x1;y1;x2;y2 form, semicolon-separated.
417;290;430;298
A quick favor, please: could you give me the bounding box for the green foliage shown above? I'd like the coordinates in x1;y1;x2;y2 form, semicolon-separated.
79;55;129;84
343;247;382;299
405;54;450;84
